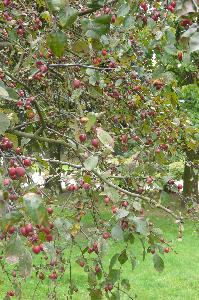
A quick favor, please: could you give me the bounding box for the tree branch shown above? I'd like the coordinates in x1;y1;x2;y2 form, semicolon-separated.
92;170;180;219
32;99;46;129
4;129;184;219
48;63;114;71
19;155;82;169
4;71;31;92
8;129;68;146
78;7;99;16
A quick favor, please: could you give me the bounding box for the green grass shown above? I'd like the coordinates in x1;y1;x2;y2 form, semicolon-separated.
1;212;199;300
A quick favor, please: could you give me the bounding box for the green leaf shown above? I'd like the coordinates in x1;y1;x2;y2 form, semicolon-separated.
116;208;129;219
23;193;48;226
84;156;98;171
47;31;67;57
88;271;97;286
118;249;128;265
87;0;105;9
109;253;120;270
153;254;164;272
111;224;124;241
71;39;89;54
0;112;10;134
0;87;9;98
96;128;114;150
133;201;142;211
110;291;120;300
130;255;136;270
41;11;52;24
190;32;199;53
160;191;171;205
5;235;24;263
94;14;111;25
124;15;135;28
108;269;120;284
43;242;56;259
54;218;72;241
5;133;18;148
181;24;197;39
104;185;120;201
131;217;149;236
152;227;163;236
90;289;103;300
82;15;111;39
121;278;130;290
176;0;196;16
0;211;23;232
19;250;32;278
85;112;97;132
59;6;78;28
164;44;177;55
118;4;130;17
47;0;67;11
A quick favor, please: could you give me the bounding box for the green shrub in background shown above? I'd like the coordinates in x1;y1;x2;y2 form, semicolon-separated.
168;161;184;180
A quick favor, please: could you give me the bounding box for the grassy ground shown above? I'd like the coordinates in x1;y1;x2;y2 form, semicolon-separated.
1;211;199;300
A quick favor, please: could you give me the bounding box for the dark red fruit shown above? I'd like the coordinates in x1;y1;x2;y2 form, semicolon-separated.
73;79;81;89
102;232;111;240
146;177;153;184
7;291;15;297
20;226;28;236
9;167;16;177
102;49;107;56
95;265;101;273
49;272;58;280
164;247;170;253
25;223;33;234
8;226;15;234
104;196;110;205
32;245;41;254
16;147;22;154
47;207;53;215
79;261;85;267
15;166;26;177
178;51;183;61
91;138;99;148
46;234;53;242
79;134;87;143
23;158;32;167
39;272;45;280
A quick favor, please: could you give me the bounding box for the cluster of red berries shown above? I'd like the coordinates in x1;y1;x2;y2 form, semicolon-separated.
0;137;13;150
167;1;176;13
79;133;100;148
33;61;48;80
67;180;90;191
168;179;183;191
88;242;99;254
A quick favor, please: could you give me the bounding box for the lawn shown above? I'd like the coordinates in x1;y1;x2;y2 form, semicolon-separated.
1;211;199;300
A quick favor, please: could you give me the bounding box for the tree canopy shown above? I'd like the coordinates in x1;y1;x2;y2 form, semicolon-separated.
0;0;198;299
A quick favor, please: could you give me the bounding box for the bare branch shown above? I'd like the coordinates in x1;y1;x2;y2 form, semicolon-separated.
92;170;181;219
48;63;115;71
19;155;82;169
8;129;68;146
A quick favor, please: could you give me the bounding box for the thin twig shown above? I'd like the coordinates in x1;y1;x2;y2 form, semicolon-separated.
48;63;115;71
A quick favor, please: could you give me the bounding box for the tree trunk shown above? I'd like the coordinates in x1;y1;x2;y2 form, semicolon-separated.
45;144;63;194
182;149;199;207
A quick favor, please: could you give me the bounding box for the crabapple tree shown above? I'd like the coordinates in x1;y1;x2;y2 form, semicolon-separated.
0;0;198;299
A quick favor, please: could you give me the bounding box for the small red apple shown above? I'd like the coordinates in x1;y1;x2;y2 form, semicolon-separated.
73;79;81;89
102;49;107;56
15;166;26;177
178;51;183;61
91;138;99;148
79;134;87;143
